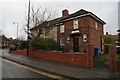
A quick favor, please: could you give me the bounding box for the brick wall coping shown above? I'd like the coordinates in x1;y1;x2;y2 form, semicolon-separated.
63;53;86;54
31;50;87;54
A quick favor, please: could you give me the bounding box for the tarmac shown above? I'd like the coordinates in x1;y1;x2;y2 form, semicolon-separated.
1;49;120;78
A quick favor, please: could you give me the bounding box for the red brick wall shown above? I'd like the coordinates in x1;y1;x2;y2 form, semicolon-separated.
116;61;120;71
10;50;27;56
10;50;89;67
89;16;104;52
9;44;95;68
57;15;104;52
29;51;88;67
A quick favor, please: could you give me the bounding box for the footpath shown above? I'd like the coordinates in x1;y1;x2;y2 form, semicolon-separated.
1;50;120;78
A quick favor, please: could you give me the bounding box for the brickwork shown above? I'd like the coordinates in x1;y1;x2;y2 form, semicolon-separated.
57;15;104;53
29;51;88;67
109;46;117;71
10;50;27;56
10;44;95;68
116;61;120;71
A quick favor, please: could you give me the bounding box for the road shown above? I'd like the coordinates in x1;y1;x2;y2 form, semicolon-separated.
1;49;68;79
1;49;120;79
2;58;67;79
2;58;51;78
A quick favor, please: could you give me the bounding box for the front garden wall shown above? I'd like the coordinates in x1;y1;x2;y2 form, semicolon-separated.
29;51;88;67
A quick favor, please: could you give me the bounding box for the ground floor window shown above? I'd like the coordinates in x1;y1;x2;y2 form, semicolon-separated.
60;38;64;46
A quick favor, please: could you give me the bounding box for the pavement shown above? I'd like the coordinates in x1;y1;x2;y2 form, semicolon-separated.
1;49;120;78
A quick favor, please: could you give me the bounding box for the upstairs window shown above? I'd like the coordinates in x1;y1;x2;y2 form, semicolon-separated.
95;22;98;30
83;34;87;42
60;25;65;33
73;19;78;29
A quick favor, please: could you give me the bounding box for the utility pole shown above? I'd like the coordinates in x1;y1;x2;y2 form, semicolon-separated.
27;0;30;56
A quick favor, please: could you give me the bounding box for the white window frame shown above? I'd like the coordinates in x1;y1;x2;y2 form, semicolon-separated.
60;38;64;46
73;19;78;29
83;34;87;42
95;22;98;30
60;25;65;33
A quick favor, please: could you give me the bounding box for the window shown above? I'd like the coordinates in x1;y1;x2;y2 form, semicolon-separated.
73;19;78;29
60;25;64;33
83;34;87;42
95;22;98;30
67;37;70;43
60;38;64;46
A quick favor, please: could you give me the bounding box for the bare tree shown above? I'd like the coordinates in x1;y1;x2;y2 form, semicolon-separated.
24;5;57;40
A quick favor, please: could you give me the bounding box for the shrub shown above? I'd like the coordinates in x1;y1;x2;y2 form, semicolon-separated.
104;44;112;54
32;38;60;51
98;54;109;68
20;41;28;50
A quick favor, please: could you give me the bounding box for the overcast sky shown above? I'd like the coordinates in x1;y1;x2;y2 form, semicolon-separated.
0;0;119;39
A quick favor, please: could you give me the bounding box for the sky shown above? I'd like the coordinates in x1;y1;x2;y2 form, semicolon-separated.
0;0;119;39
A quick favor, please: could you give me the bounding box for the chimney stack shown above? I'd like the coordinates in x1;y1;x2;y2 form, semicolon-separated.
62;9;69;17
106;32;108;35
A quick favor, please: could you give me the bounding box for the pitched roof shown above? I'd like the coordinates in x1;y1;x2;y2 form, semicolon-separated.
61;9;106;24
30;9;106;30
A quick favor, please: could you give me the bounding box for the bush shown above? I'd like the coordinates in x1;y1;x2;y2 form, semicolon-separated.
98;54;109;68
116;54;120;60
98;54;120;68
20;41;28;50
104;44;112;53
32;38;60;51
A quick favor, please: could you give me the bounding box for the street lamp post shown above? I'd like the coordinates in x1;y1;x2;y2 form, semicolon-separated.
13;22;19;39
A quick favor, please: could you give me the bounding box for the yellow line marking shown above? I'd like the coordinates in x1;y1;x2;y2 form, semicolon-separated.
2;58;69;80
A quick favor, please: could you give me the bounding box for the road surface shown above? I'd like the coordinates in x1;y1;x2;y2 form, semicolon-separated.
2;58;65;79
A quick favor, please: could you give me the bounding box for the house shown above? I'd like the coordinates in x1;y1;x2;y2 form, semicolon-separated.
0;35;11;48
30;9;106;53
104;32;119;45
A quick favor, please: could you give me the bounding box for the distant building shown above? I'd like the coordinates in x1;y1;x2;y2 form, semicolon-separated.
30;9;106;53
104;32;119;45
0;35;15;48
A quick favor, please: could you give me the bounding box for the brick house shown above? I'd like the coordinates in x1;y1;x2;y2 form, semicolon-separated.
0;35;11;48
104;32;119;45
30;9;106;53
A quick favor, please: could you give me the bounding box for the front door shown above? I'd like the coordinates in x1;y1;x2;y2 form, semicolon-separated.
73;36;79;52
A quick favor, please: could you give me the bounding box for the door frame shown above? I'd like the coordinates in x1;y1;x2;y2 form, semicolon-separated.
73;36;79;52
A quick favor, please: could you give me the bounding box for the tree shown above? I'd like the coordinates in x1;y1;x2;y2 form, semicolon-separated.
104;36;114;53
104;36;114;44
24;5;57;40
32;38;60;51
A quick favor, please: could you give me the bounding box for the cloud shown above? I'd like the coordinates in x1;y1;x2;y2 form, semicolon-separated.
1;1;118;39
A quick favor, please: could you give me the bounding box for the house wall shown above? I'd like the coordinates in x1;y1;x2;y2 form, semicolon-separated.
30;27;57;41
57;16;104;53
89;16;104;52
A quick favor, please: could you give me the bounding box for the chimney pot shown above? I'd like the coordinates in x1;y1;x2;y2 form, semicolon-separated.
106;32;108;35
